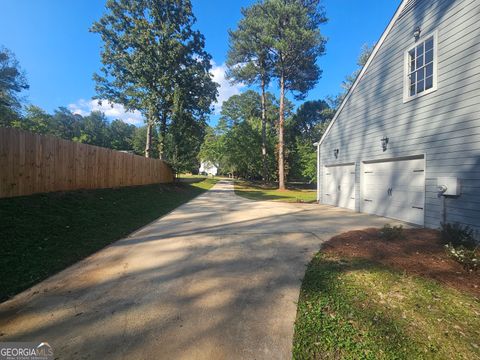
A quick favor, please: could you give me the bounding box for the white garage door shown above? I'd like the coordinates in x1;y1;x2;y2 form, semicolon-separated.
362;156;425;225
323;163;355;210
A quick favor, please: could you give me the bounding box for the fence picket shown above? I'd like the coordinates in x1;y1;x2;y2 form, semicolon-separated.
0;128;173;198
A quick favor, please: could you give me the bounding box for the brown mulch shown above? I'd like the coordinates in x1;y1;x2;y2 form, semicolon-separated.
322;228;480;297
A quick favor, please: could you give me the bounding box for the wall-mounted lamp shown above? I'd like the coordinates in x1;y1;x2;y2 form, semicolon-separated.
381;137;389;152
333;149;339;159
413;26;421;40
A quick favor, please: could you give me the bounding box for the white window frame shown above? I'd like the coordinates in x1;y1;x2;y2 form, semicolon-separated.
403;31;438;103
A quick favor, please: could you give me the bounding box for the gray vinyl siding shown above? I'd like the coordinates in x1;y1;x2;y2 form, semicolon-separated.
319;0;480;237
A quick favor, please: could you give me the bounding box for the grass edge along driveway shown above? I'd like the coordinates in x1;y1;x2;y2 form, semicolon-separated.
0;178;217;302
234;180;316;203
293;233;480;359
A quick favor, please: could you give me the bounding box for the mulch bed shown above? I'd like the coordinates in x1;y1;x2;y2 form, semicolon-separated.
322;228;480;297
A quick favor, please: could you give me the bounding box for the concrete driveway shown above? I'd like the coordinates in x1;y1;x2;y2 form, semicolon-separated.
0;180;397;359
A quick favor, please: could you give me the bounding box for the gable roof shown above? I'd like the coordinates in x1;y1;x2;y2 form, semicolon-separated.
317;0;410;146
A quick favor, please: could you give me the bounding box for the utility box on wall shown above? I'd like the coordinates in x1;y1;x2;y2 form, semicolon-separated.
437;177;460;196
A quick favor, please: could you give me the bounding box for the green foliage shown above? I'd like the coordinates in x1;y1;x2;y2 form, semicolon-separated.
379;224;405;241
91;0;217;158
73;111;111;147
202;91;334;183
227;1;276;182
290;100;334;143
289;140;317;182
200;91;281;179
197;127;223;167
444;244;479;272
11;105;52;134
51;107;82;140
232;0;327;189
109;119;136;150
286;100;333;182
258;0;327;99
226;3;273;87
9;104;153;155
164;89;206;174
441;222;477;249
441;223;478;271
0;46;29;126
132;125;159;158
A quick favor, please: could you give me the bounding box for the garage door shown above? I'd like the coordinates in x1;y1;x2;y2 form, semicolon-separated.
323;163;355;210
362;156;425;225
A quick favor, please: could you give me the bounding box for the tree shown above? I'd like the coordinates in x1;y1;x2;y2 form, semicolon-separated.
290;100;333;143
0;46;29;126
51;107;82;140
286;100;333;182
198;126;223;170
132;125;159;158
91;0;217;158
12;105;52;134
220;90;262;127
109;119;135;150
201;91;283;180
74;111;111;147
244;0;327;189
227;3;274;182
163;86;207;174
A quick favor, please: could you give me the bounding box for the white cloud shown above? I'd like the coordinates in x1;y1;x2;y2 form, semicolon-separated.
210;61;245;114
70;62;242;122
68;99;144;126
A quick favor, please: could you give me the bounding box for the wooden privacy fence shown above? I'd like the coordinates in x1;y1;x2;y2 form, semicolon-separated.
0;127;173;198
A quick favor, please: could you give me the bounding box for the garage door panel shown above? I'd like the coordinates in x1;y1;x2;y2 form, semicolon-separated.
323;164;355;210
364;175;391;186
366;189;387;203
362;157;425;226
394;173;424;187
408;190;425;205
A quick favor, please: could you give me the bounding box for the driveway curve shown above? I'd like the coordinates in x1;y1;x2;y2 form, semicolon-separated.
0;180;395;359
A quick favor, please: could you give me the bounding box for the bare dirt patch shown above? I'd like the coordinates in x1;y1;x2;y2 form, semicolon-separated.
322;228;480;297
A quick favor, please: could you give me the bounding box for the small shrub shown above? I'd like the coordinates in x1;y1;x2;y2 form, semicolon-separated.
445;243;479;272
441;222;476;249
379;224;404;240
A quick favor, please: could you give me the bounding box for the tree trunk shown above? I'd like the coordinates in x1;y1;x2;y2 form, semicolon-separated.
261;77;268;184
278;74;286;190
145;120;153;158
158;112;167;160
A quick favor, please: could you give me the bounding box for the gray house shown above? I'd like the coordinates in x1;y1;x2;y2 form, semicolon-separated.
315;0;480;236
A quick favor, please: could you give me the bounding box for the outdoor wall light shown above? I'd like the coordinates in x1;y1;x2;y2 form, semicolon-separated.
413;26;421;40
381;137;389;152
333;149;339;159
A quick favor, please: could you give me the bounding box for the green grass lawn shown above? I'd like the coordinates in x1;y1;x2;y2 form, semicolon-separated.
178;173;208;179
0;178;217;302
293;254;480;359
234;180;317;203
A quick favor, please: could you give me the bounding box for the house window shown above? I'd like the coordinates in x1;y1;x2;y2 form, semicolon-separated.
404;32;437;101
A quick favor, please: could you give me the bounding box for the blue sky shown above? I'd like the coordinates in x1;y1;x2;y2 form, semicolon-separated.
0;0;399;126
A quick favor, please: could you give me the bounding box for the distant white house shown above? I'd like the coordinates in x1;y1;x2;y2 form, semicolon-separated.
199;161;218;176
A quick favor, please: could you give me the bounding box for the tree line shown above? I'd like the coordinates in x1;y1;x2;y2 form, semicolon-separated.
198;91;334;183
1;0;373;183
